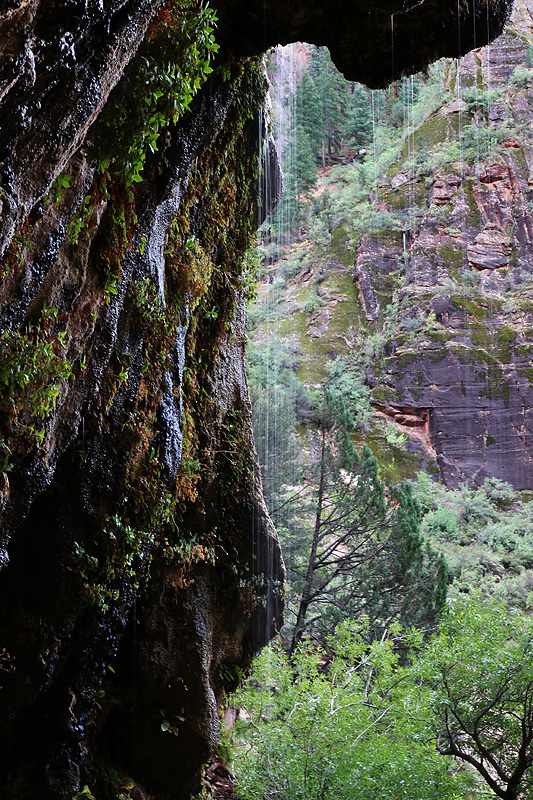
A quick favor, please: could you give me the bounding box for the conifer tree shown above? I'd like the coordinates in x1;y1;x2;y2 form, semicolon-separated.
283;357;447;655
344;83;373;150
297;46;350;167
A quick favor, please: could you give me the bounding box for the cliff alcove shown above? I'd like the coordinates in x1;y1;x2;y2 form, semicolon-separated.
0;1;514;798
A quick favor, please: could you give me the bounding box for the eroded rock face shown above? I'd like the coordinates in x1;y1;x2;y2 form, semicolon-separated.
361;2;533;490
0;56;284;797
0;0;514;797
0;0;512;264
212;0;513;86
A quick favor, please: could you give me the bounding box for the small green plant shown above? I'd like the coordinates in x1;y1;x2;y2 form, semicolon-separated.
87;2;219;185
0;310;73;454
159;707;185;736
73;514;155;612
51;172;71;205
73;787;95;800
384;421;408;447
67;194;93;244
303;292;322;314
0;438;12;484
130;277;166;324
510;65;533;89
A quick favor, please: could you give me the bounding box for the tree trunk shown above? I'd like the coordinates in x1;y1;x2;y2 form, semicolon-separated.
289;426;326;657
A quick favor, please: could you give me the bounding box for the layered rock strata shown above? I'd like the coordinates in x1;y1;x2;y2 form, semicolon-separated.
361;2;533;488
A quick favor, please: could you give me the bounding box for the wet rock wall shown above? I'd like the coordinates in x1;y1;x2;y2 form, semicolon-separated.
0;42;283;799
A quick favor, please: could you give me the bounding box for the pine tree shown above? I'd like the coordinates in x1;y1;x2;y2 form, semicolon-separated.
294;125;317;194
344;83;373;150
298;46;350;167
283;357;447;655
296;71;322;155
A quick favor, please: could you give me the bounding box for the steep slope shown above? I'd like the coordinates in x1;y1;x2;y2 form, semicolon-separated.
365;4;533;489
252;1;533;491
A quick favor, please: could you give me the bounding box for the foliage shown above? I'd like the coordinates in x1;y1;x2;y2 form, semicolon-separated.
343;83;373;150
232;598;533;800
510;65;533;88
0;306;73;456
73;514;155;611
86;1;219;185
414;474;533;610
232;623;469;800
72;788;96;800
246;338;309;508
413;594;533;800
296;46;350;168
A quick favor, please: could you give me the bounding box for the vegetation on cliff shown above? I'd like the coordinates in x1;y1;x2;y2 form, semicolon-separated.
0;0;523;797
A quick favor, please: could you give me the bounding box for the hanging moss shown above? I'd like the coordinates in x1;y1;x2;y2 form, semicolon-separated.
0;306;73;458
0;216;32;278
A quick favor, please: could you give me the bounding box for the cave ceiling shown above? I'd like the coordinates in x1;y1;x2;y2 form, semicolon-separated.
213;0;513;86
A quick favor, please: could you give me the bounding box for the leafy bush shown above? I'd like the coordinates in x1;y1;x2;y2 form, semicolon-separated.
415;475;533;609
232;623;471;800
510;65;533;89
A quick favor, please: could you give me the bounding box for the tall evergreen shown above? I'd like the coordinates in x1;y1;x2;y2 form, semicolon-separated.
296;71;322;155
296;46;350;167
343;83;373;150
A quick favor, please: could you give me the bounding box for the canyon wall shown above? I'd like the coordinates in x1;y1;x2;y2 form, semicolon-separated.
0;1;511;798
361;2;533;488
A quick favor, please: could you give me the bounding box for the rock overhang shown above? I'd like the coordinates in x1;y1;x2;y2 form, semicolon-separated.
212;0;513;87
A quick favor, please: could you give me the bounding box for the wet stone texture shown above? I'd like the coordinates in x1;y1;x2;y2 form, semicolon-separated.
0;0;513;798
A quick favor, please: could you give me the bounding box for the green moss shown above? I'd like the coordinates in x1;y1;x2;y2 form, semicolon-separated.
427;329;453;343
497;325;517;364
352;424;424;484
469;322;492;350
502;380;510;404
450;295;487;320
463;179;481;227
452;346;508;402
410;385;425;401
498;325;516;344
330;222;355;268
390;351;421;369
439;244;466;274
369;230;403;249
517;366;533;383
417;114;453;149
371;386;397;405
427;347;448;364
